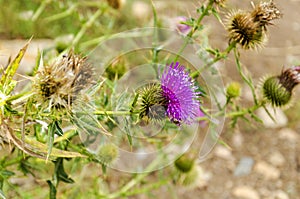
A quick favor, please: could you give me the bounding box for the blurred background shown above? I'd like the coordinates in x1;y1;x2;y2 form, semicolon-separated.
0;0;299;198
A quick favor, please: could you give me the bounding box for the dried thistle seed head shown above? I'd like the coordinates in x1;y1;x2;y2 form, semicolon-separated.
278;66;300;92
227;11;265;49
251;0;282;30
34;51;94;109
262;66;300;107
138;83;167;123
214;0;227;7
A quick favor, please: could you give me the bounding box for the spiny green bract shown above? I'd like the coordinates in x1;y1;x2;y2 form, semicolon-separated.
262;77;291;107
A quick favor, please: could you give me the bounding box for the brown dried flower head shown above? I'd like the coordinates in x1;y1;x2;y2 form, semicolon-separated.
251;0;282;30
34;51;94;110
227;11;265;49
214;0;227;7
226;1;281;49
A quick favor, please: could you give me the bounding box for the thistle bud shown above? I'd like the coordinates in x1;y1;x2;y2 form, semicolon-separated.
174;153;195;173
106;0;125;9
97;143;119;165
226;82;241;99
105;57;127;80
173;16;192;36
262;66;300;107
138;83;166;124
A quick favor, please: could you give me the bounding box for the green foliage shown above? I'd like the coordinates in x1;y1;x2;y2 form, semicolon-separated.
0;0;291;198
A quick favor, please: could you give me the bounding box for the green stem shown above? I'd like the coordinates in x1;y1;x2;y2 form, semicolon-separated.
104;157;162;199
190;42;236;78
225;101;264;118
44;4;77;23
233;48;258;105
72;8;103;46
7;91;34;104
93;110;138;116
174;0;215;62
151;0;159;78
120;178;169;197
32;0;51;22
3;156;25;167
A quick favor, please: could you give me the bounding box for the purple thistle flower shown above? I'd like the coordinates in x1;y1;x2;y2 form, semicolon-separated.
160;62;201;125
174;16;192;35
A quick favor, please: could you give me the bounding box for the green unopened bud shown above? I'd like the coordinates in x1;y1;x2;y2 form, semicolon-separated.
105;57;127;80
181;166;199;187
226;82;241;99
98;144;118;165
262;66;300;107
138;83;166;124
174;153;195;173
263;77;291;107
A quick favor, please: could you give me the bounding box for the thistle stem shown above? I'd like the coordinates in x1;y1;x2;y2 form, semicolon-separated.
93;110;138;116
225;102;263;118
3;156;25;167
71;8;104;48
233;48;258;105
174;0;215;62
190;41;236;78
31;0;52;22
103;156;163;199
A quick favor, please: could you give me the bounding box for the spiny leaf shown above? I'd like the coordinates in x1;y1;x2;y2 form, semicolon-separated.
47;122;55;161
32;49;42;76
47;180;57;199
54;130;77;143
0;38;31;94
54;158;74;184
24;137;87;159
0;170;15;178
0;189;6;199
211;8;223;24
47;121;63;160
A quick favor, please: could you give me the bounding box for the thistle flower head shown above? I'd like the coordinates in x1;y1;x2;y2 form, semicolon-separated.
138;83;166;123
34;51;94;110
262;66;300;107
160;62;201;125
174;16;192;36
251;0;282;30
227;1;281;49
227;11;265;49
